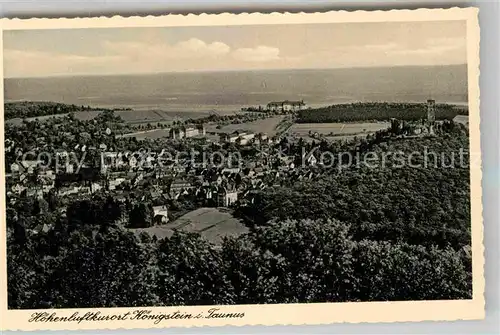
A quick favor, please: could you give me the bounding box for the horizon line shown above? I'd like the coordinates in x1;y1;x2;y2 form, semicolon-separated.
4;63;467;80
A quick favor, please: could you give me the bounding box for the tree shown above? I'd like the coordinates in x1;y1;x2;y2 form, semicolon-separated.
32;198;49;216
7;231;42;308
351;240;472;301
129;202;154;228
156;232;234;305
44;226;160;308
249;219;356;303
46;189;59;211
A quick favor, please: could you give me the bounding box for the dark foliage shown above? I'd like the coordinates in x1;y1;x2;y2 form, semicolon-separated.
7;215;472;308
297;102;467;123
236;132;470;250
4;101;117;120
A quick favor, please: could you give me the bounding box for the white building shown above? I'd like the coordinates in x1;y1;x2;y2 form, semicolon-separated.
185;127;199;138
170;125;206;140
109;178;126;190
153;205;169;224
66;164;75;174
220;131;256;145
267;100;307;112
237;133;256;145
90;182;102;193
218;187;238;207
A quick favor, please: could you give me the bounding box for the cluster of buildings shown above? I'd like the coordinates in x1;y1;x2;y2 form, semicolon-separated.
266;100;307;112
6;97;470;231
7;164;104;199
156;155;317;209
390;99;469;136
218;131;270;145
6;130;321;216
169;125;206;140
242;100;308;113
167;125;272;146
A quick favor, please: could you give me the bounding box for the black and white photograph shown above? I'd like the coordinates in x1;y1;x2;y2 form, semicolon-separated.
0;8;483;330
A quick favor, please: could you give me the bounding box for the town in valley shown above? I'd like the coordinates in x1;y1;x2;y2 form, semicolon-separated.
5;98;469;245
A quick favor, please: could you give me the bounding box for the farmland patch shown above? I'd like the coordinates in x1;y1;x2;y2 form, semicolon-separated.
5;110;104;125
132;207;248;245
288;122;390;140
206;115;286;136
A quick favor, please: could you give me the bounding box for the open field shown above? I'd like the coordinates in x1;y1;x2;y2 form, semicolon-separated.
5;110;104;125
289;122;390;138
132;207;248;245
117;129;171;140
5;109;218;126
206;115;285;136
115;110;176;124
118;129;221;141
115;110;241;124
324;134;369;142
125;120;173;128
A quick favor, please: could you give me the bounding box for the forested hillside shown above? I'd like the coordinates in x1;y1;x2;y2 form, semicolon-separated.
4;101;117;119
297;102;467;123
237;131;471;250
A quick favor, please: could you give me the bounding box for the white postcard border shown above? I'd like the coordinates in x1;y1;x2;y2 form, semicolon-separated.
0;7;483;331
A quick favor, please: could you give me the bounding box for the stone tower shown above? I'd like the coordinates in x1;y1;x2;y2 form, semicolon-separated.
427;99;436;123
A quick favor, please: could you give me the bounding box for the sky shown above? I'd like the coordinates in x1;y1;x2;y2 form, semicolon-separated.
3;20;467;78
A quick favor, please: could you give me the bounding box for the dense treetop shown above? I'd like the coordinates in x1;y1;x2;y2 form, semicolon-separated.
297;102;467;123
4;101;124;120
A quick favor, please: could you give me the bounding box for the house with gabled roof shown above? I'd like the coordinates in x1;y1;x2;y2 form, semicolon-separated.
218;184;238;207
169;178;193;196
153;205;169;224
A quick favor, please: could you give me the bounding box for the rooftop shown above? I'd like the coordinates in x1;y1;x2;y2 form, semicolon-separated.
268;100;305;105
